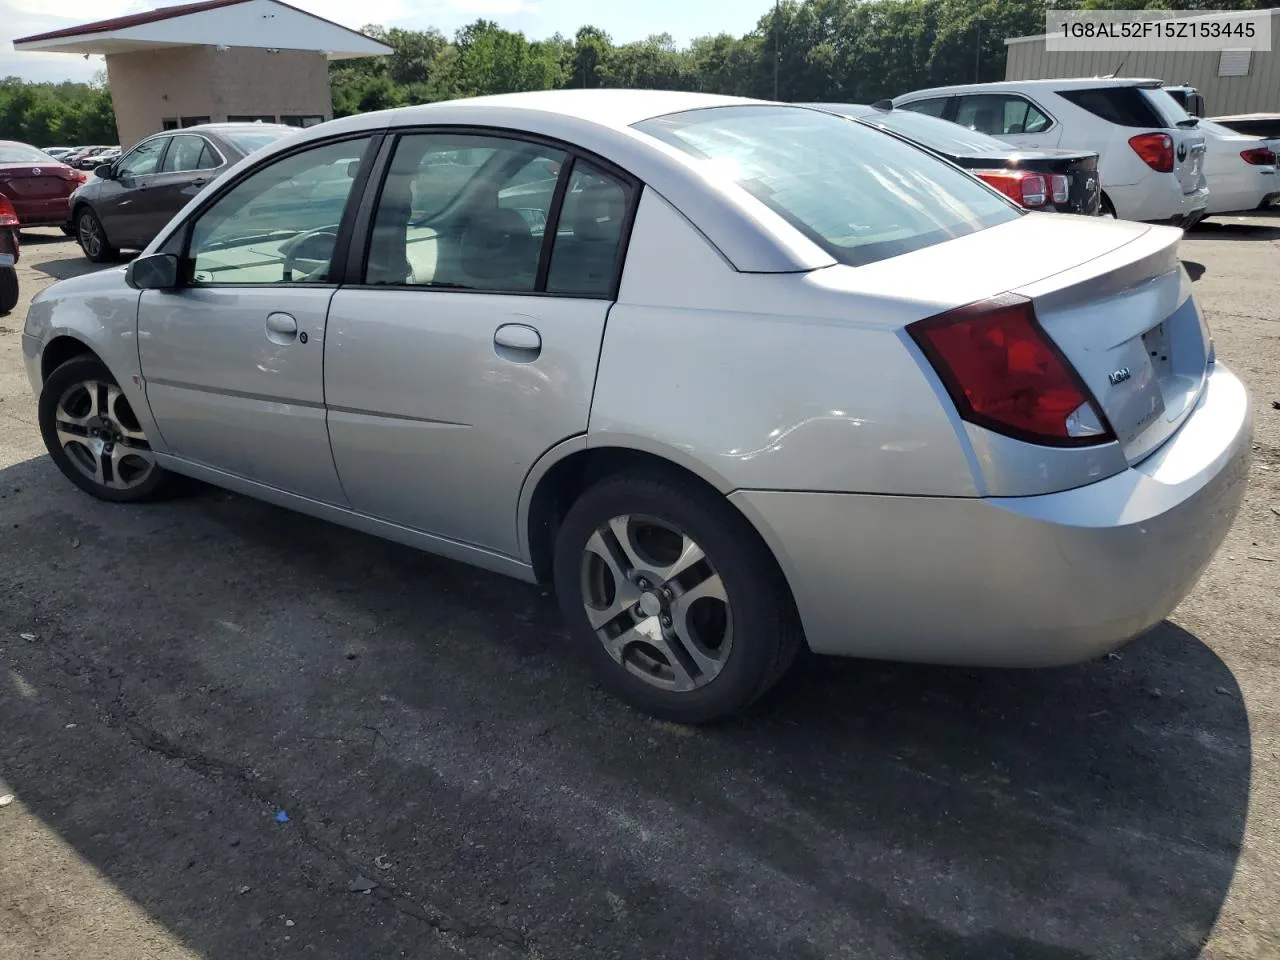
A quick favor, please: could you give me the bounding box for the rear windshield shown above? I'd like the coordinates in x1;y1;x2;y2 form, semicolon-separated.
634;105;1018;268
1058;86;1170;128
861;109;1012;155
1149;89;1194;126
0;143;56;163
222;129;294;154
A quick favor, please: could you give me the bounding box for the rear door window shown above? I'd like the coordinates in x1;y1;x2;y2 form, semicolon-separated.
954;95;1052;135
1057;87;1167;128
635;105;1018;268
161;135;220;173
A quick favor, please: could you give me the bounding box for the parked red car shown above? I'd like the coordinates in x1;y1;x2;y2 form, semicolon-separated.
0;194;19;315
0;140;86;231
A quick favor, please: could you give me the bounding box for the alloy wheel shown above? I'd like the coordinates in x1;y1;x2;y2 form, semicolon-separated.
78;212;102;258
580;514;733;693
53;379;155;490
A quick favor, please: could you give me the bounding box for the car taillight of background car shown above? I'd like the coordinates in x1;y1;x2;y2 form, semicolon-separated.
1239;147;1277;166
973;170;1069;208
1129;133;1175;173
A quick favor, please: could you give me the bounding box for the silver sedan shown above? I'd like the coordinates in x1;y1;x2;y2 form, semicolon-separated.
21;90;1252;722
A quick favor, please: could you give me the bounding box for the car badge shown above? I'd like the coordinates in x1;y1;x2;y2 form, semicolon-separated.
1108;367;1132;386
1176;143;1187;162
32;167;41;175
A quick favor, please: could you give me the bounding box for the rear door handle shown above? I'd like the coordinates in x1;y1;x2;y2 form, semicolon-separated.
494;323;541;361
190;177;209;187
265;311;298;344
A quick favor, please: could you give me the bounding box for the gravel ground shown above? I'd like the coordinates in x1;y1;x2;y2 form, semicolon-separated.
0;221;1277;960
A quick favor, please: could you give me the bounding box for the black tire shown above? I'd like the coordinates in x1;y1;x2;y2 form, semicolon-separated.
0;267;16;317
552;470;803;723
1100;195;1117;219
60;224;76;237
39;355;173;503
75;206;118;263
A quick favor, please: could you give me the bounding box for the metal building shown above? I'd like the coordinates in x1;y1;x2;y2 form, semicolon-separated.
1004;9;1280;116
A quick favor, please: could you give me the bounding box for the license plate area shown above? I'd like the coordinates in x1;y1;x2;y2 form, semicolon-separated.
12;178;59;197
1143;321;1172;375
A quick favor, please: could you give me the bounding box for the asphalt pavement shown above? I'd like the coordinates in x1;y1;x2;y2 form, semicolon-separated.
1;221;1278;960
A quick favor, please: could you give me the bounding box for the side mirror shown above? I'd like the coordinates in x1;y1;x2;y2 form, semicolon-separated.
126;252;180;290
347;159;360;178
95;163;116;180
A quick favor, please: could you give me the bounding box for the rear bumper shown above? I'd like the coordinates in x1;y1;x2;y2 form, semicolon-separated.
11;196;73;227
732;362;1252;666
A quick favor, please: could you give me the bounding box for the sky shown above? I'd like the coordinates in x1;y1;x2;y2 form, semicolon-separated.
1;0;775;84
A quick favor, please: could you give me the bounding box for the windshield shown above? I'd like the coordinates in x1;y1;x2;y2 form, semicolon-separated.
634;105;1018;268
0;143;58;164
222;129;294;154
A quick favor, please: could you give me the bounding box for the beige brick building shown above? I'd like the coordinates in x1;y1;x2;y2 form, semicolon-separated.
14;0;390;147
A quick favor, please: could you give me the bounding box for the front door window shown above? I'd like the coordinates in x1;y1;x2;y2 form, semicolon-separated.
186;137;373;285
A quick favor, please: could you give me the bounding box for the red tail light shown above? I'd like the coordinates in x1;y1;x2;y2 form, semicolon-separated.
908;294;1113;446
0;196;18;227
1240;147;1276;166
1128;133;1174;173
975;170;1047;207
59;167;88;183
1049;173;1069;204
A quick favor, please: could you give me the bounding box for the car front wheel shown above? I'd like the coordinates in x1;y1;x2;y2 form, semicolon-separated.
39;355;172;502
76;207;118;263
553;470;802;723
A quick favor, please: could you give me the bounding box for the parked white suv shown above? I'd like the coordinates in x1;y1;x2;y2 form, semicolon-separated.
893;78;1208;225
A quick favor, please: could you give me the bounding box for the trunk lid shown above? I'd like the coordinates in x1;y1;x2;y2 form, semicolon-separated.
814;213;1207;467
1014;221;1205;464
0;163;78;200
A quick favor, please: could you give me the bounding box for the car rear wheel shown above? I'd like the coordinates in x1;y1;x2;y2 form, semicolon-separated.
0;267;16;316
1100;195;1117;219
39;355;173;503
552;471;802;723
76;207;117;263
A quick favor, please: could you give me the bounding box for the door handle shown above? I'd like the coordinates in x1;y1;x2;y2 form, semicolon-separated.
191;177;209;187
265;311;298;344
493;323;541;361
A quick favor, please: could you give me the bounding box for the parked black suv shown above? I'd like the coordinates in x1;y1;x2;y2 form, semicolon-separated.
71;123;296;262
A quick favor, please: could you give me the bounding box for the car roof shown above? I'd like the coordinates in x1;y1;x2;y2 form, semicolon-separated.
384;89;759;131
898;77;1165;99
805;102;876;117
179;123;296;134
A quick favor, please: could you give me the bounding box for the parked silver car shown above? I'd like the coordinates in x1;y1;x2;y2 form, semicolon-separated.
22;91;1252;722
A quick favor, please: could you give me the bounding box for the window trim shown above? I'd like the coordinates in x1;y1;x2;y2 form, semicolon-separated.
159;134;226;175
950;92;1058;137
344;125;642;302
165;132;384;290
899;96;954;119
